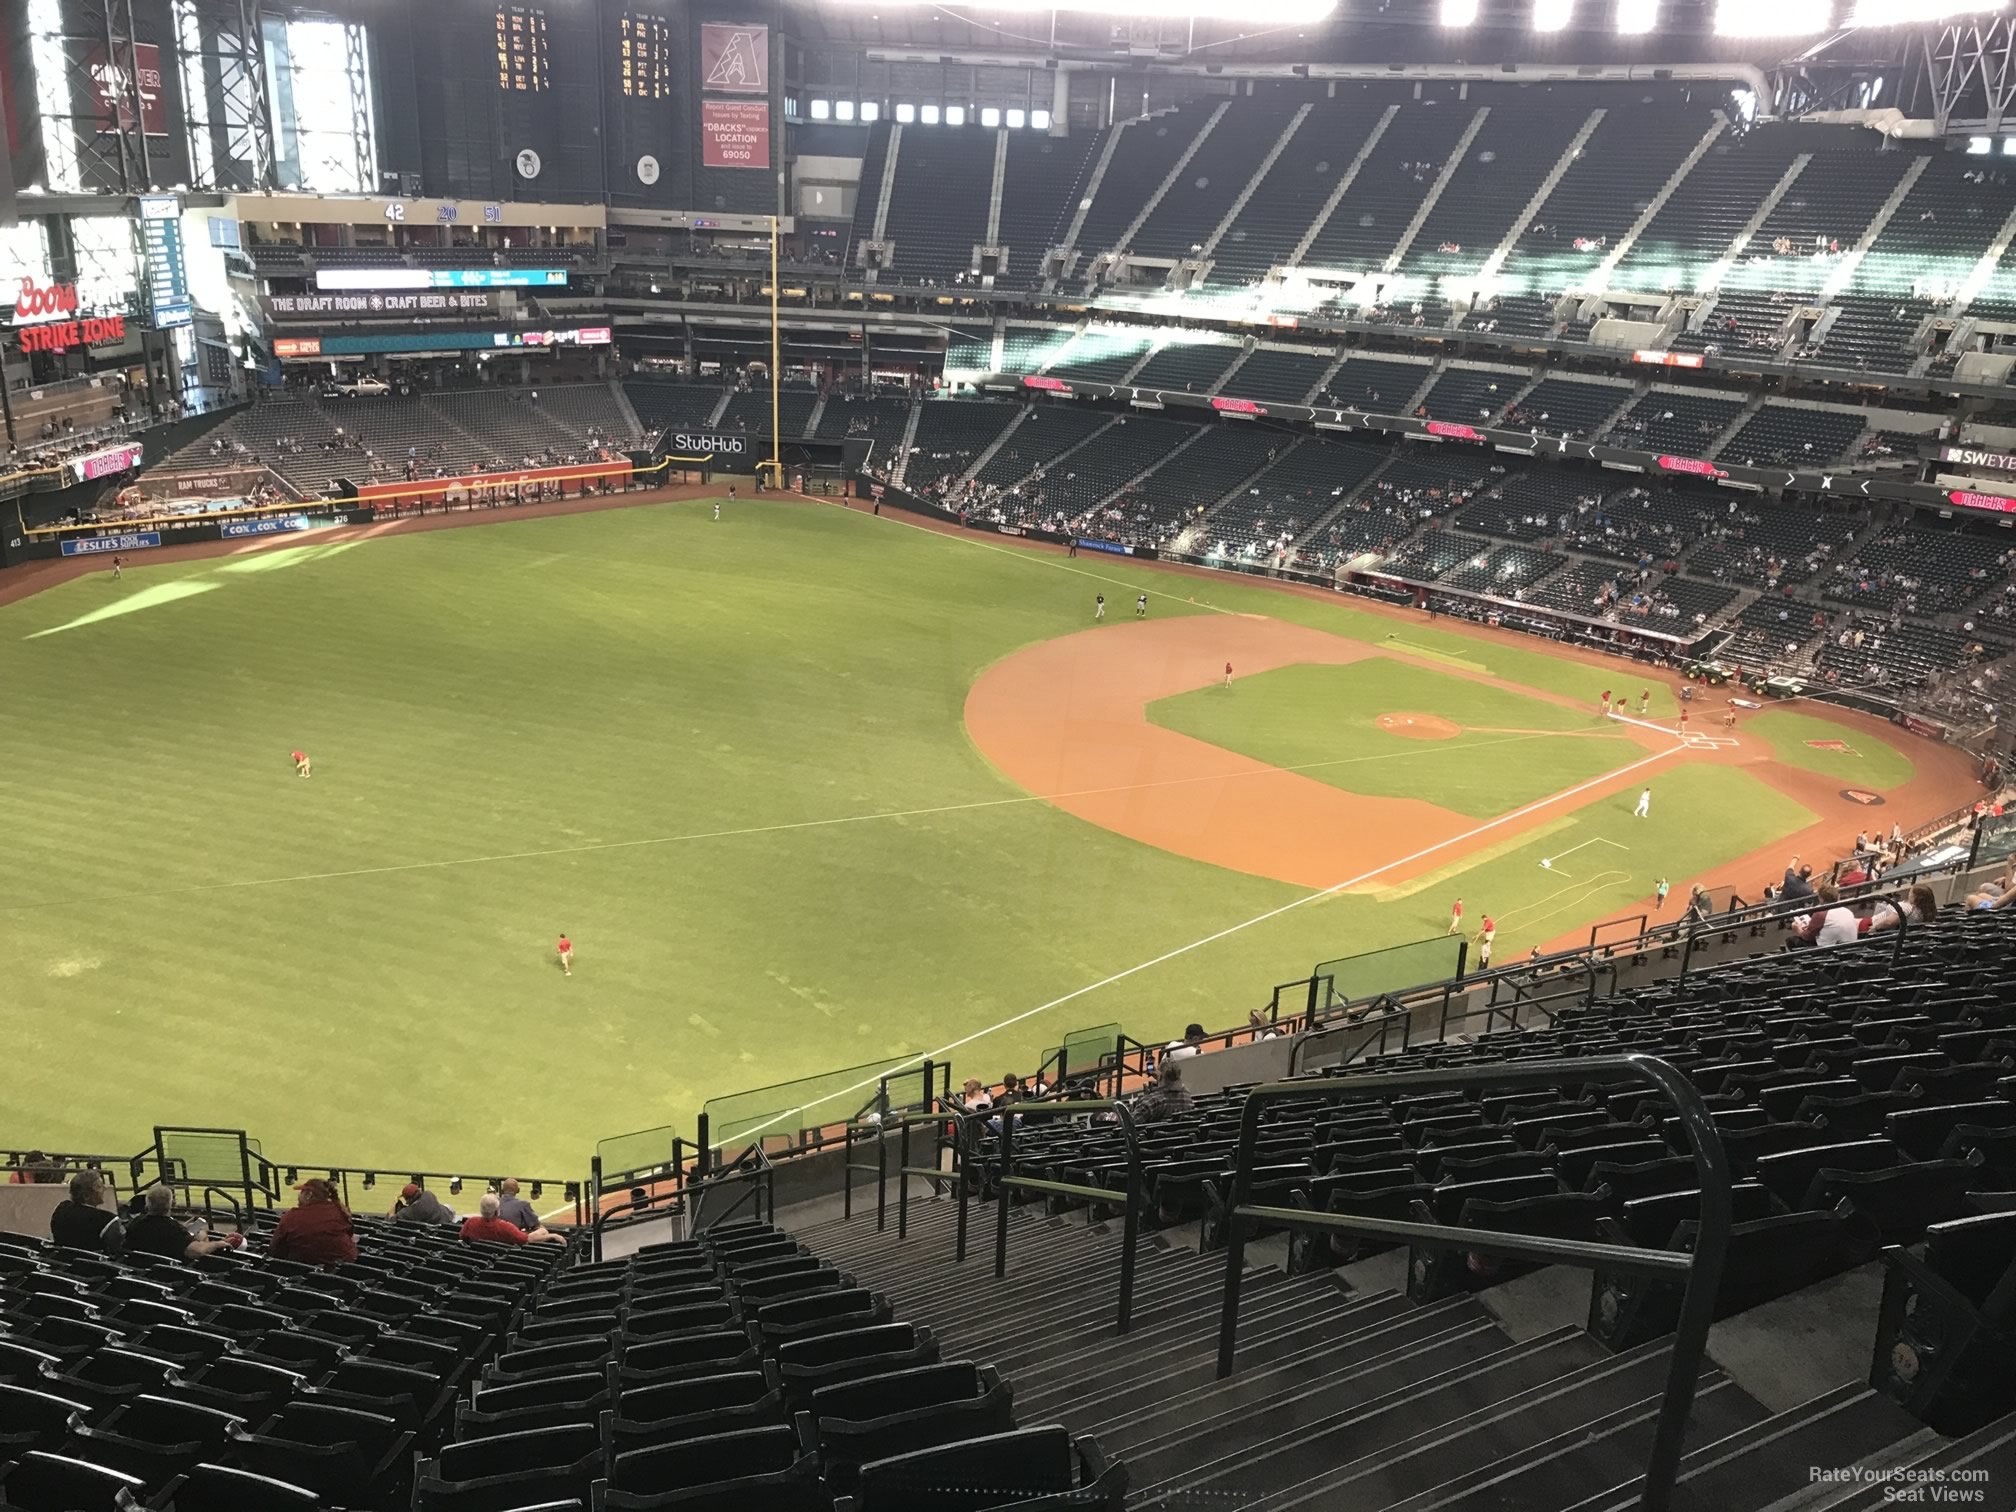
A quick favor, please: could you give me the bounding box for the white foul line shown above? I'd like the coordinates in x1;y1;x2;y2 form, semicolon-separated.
726;739;1691;1144
0;727;1591;916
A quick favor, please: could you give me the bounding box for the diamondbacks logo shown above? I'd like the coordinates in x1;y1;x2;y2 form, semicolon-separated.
701;24;768;94
1806;739;1856;755
1841;788;1885;807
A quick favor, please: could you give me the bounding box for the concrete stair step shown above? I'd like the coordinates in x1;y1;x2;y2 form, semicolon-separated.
1375;1367;1770;1512
1016;1280;1401;1415
1120;1323;1594;1484
1553;1383;1931;1512
1077;1296;1497;1444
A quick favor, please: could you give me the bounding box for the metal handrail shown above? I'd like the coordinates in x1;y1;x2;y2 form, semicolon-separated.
983;1099;1146;1333
1213;1054;1731;1512
590;1140;772;1260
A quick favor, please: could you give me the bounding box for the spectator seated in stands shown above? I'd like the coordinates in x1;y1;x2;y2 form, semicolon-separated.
390;1181;457;1224
1794;882;1860;947
1966;869;2016;910
1163;1023;1208;1062
957;1077;994;1113
8;1150;66;1184
1867;884;1939;934
1780;856;1817;902
460;1190;563;1245
1131;1061;1195;1125
49;1169;123;1253
123;1184;241;1261
495;1177;542;1233
270;1177;359;1267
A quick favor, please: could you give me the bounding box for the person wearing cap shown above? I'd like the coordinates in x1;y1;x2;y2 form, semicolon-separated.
270;1178;358;1266
390;1182;457;1225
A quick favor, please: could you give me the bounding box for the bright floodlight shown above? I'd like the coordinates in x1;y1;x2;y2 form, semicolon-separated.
820;0;1338;18
1442;0;1480;21
1715;0;1832;30
1534;0;1574;26
1848;0;2003;22
1615;0;1657;31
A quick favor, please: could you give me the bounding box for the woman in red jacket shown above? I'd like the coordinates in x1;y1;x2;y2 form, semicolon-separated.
269;1178;358;1266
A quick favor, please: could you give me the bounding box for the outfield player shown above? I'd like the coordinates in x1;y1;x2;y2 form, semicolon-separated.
291;749;311;779
1601;688;1612;716
557;934;574;977
1223;660;1233;688
1634;787;1651;818
1447;897;1464;935
1136;593;1148;618
111;556;124;581
714;501;721;521
1095;594;1106;621
1638;689;1650;715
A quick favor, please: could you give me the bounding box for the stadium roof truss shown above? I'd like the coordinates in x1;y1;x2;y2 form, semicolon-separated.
1913;12;2016;132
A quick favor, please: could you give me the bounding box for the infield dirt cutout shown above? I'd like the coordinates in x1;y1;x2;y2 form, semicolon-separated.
962;612;1979;930
1377;712;1462;740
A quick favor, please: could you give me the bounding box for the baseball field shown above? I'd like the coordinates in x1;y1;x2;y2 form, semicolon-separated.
0;492;1975;1179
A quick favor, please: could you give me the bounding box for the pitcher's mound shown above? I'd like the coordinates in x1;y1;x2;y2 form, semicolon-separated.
1377;712;1462;740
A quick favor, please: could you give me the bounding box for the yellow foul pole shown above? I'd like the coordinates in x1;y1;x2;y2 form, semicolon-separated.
768;215;781;489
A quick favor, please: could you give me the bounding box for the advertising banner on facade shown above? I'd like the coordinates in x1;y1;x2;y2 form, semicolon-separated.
701;100;770;169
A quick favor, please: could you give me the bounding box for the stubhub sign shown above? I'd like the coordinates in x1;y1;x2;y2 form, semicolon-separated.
666;432;757;471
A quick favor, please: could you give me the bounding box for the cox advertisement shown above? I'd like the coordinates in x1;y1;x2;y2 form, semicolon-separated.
220;516;311;539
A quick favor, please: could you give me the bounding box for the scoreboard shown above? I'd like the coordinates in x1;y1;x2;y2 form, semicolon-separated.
618;10;673;101
495;4;551;93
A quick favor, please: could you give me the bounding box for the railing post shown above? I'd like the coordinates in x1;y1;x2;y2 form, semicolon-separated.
1305;972;1321;1024
1116;1111;1142;1336
898;1117;912;1240
875;1120;889;1233
1215;1095;1263;1377
696;1113;711;1176
919;1059;934;1116
955;1114;972;1263
994;1108;1014;1279
843;1125;855;1221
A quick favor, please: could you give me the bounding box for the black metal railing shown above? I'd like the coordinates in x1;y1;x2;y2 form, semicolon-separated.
985;1100;1146;1333
1212;1054;1732;1512
589;1139;773;1261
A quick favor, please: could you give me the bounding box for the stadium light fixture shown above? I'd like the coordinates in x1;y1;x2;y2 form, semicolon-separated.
1615;0;1657;30
821;0;1337;19
1534;0;1574;26
1441;0;1480;22
1849;0;2004;21
1714;0;1832;31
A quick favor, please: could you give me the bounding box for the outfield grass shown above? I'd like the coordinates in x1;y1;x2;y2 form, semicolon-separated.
0;501;1843;1175
1741;708;1915;790
1147;659;1640;817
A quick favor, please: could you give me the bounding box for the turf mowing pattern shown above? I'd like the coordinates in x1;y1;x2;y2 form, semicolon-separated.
1148;660;1643;817
0;500;1877;1174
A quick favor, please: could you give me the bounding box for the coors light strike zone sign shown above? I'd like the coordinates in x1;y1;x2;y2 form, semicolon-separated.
11;278;128;354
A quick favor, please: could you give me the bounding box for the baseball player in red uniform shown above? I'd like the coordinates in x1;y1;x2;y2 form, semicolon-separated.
557;935;574;977
291;750;311;779
1447;898;1464;935
1600;689;1612;716
1224;661;1234;688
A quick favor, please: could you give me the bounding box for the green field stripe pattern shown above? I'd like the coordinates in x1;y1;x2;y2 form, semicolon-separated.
1148;659;1641;817
0;502;1833;1173
1740;708;1916;789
